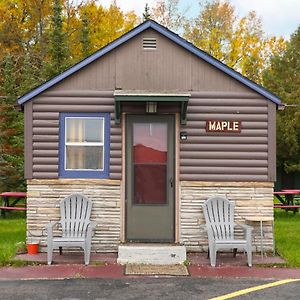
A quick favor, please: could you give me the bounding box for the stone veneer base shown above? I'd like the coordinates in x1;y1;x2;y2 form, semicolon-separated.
26;179;274;254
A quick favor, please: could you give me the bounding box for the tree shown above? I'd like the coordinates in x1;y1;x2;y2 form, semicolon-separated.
183;0;285;84
47;0;70;77
143;3;151;21
151;0;184;31
0;55;25;192
263;26;300;173
80;11;92;58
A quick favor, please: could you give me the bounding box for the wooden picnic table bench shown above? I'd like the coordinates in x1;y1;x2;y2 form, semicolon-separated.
273;190;300;213
0;192;27;216
274;204;300;213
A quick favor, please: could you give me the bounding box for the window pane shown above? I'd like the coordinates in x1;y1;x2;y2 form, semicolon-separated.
133;123;167;163
66;146;103;170
134;164;167;204
66;118;104;143
132;123;168;205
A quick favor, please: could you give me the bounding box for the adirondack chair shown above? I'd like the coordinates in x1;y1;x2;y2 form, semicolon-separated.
202;196;253;267
46;194;97;265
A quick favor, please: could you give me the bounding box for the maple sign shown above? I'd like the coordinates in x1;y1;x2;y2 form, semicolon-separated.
206;120;241;133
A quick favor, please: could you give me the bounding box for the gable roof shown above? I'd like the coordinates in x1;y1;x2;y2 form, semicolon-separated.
18;20;281;105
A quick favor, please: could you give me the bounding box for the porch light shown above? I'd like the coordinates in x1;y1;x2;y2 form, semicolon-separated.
180;131;187;140
146;101;157;113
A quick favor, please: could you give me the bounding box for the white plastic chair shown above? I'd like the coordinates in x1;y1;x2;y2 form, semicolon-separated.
202;196;253;267
46;193;97;265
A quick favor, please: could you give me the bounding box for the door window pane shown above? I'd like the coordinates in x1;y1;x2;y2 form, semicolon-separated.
133;123;167;163
133;123;168;205
134;165;166;204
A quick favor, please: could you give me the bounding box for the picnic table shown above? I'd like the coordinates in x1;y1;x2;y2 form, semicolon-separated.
273;190;300;213
0;192;27;216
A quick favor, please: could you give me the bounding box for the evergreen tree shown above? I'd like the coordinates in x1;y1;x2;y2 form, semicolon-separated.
20;54;36;95
0;55;25;192
80;11;92;58
143;3;151;21
47;0;70;77
263;26;300;172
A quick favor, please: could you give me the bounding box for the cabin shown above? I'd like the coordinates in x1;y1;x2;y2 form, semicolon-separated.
18;20;280;261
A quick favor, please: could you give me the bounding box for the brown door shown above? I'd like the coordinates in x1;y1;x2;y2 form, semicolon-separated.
126;115;175;242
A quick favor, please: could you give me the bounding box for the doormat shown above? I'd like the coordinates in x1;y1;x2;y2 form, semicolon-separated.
125;264;189;276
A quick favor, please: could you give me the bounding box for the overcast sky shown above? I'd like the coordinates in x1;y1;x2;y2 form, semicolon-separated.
99;0;300;39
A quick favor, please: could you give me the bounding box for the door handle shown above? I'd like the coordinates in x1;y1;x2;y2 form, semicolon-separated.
169;177;173;188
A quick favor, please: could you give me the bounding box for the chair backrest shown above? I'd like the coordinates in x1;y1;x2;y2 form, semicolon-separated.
60;193;92;238
202;196;235;241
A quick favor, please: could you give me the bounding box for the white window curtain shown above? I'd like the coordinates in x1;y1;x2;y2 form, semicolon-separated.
65;118;104;170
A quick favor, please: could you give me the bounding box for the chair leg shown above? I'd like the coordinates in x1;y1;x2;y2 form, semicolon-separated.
247;248;252;267
47;244;53;265
84;243;91;265
59;246;62;255
209;246;216;267
233;248;237;257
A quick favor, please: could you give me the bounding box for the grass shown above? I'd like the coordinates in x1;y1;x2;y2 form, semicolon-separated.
1;209;300;268
274;210;300;267
0;212;26;266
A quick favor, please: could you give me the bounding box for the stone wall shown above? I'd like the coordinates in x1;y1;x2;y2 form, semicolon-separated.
27;179;274;254
27;179;121;252
180;181;274;253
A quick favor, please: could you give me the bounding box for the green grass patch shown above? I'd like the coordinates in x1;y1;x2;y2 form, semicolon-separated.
274;210;300;267
1;208;300;268
0;214;26;266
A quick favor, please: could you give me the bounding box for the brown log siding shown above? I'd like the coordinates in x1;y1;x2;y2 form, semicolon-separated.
25;90;275;182
179;92;274;181
30;91;121;180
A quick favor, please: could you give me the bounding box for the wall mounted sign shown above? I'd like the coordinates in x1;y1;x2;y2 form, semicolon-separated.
206;120;241;133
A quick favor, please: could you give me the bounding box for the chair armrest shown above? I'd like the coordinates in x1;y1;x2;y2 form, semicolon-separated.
46;221;59;230
89;221;97;230
46;221;60;243
199;224;207;231
235;223;253;243
202;225;215;242
235;223;253;232
86;221;97;238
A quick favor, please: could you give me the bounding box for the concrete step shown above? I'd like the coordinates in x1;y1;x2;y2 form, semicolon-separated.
117;244;186;265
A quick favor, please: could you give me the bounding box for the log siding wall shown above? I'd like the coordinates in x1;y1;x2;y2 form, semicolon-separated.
30;91;121;180
26;91;275;182
180;181;274;252
180;92;275;181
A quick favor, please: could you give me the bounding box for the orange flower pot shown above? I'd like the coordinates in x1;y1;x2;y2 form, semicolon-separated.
27;243;39;254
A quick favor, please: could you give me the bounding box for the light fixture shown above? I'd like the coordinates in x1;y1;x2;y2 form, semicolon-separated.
180;131;187;140
146;101;157;113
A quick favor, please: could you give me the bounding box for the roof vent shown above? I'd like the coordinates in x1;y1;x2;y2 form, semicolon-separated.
143;37;157;49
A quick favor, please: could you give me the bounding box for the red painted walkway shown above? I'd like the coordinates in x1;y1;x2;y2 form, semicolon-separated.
0;252;299;281
1;264;300;281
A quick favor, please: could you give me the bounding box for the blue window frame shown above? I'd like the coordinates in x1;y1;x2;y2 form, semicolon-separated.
59;113;110;178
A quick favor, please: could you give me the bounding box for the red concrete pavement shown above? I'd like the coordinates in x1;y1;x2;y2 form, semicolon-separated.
0;252;299;281
1;263;300;281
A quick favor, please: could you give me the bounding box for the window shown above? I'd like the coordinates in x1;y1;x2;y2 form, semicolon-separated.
59;113;110;178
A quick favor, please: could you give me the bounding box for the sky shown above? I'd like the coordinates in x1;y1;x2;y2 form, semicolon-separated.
99;0;300;39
